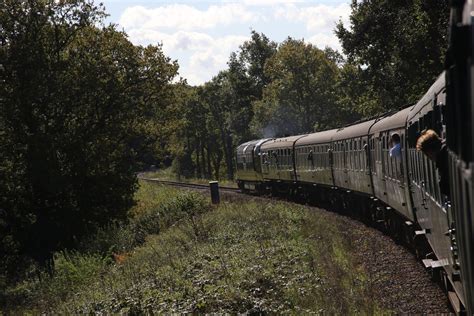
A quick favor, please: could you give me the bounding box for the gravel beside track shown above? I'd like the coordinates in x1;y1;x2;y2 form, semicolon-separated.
140;177;451;314
325;209;451;313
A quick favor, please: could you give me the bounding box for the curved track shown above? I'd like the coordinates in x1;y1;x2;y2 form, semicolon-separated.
138;177;240;193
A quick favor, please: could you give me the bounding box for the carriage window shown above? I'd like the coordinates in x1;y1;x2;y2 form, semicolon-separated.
337;142;342;169
315;146;319;168
341;142;344;169
363;139;369;170
416;150;422;184
326;145;329;168
384;135;387;174
414;150;420;184
427;158;434;195
352;140;356;170
422;155;429;193
348;141;352;169
351;140;354;170
337;142;341;169
432;160;440;202
356;138;360;170
338;142;341;169
376;138;380;162
410;150;416;183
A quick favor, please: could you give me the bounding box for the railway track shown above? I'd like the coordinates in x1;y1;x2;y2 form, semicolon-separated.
138;176;241;193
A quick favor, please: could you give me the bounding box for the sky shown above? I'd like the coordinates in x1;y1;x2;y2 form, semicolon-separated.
99;0;352;86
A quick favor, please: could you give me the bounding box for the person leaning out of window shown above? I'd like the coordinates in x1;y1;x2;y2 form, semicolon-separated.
416;129;450;200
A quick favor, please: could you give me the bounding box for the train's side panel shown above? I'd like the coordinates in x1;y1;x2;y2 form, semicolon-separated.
236;138;272;190
236;141;258;182
445;0;474;312
332;120;376;195
294;143;333;185
294;130;337;187
331;139;348;189
260;135;307;183
406;74;464;302
370;134;386;203
369;107;413;220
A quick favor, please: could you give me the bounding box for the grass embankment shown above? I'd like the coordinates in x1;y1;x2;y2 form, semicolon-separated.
143;168;238;188
6;182;386;314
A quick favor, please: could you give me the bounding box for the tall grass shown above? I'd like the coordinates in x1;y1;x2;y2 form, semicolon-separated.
59;197;382;313
5;182;387;314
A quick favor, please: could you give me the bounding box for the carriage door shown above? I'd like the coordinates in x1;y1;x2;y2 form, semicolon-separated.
366;135;375;194
373;133;387;201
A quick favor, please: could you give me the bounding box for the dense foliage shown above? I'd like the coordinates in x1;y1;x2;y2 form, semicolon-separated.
335;0;449;114
0;0;178;280
253;38;342;136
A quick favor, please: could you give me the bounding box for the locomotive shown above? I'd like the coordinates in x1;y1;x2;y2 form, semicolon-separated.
236;1;474;314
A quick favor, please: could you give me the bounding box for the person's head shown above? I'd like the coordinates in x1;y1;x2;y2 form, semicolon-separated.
391;133;400;144
416;129;442;161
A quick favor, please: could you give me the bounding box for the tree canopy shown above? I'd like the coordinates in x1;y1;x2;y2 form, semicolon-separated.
336;0;449;114
252;38;341;136
0;0;179;275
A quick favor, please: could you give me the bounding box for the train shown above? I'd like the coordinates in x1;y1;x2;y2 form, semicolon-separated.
235;1;474;314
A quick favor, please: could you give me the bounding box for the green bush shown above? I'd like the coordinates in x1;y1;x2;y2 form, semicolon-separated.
43;251;107;298
77;223;136;257
76;190;209;257
131;191;209;244
3;251;108;313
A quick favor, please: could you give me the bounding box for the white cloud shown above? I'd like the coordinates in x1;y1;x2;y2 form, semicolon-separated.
274;3;350;32
125;29;248;85
307;33;342;51
186;35;249;85
119;4;260;30
241;0;305;5
126;29;214;50
114;1;349;84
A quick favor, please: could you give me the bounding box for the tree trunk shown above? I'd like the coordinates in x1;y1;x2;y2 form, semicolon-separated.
196;139;201;178
212;149;223;180
206;142;212;178
200;139;207;178
219;129;234;180
225;133;234;180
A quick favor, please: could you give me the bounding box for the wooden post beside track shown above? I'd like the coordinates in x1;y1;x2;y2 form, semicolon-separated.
209;181;220;204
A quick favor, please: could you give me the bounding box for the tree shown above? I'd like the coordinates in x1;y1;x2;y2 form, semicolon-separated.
239;30;278;99
335;0;449;113
252;38;342;136
0;0;178;276
131;45;180;169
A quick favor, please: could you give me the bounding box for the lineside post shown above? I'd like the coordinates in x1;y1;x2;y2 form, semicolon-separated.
209;181;220;204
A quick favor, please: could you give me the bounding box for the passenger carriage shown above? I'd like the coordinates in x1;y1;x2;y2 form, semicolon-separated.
294;129;337;187
445;0;474;311
369;107;413;221
235;138;271;191
331;120;376;195
260;135;307;190
405;75;457;290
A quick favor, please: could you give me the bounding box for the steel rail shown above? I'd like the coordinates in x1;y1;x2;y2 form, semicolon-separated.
138;176;240;192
